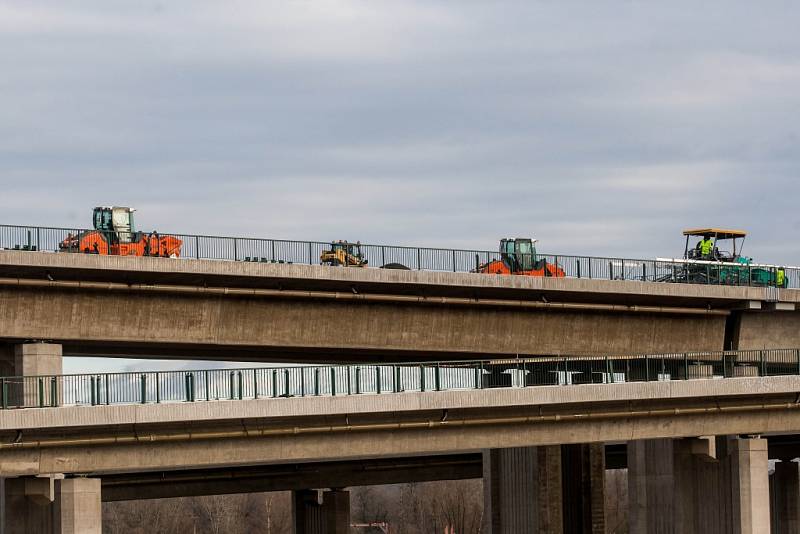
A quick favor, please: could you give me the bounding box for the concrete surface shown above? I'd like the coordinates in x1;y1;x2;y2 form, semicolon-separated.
3;377;800;477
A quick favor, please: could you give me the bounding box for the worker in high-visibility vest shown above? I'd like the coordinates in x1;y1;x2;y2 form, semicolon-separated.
777;267;786;288
696;234;714;259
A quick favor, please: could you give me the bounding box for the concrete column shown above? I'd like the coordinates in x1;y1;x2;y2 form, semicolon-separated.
771;460;800;534
537;446;563;534
56;479;101;534
2;477;100;534
561;444;605;534
8;344;62;408
293;490;324;534
483;447;538;533
322;490;350;534
730;438;770;534
483;446;566;533
628;439;675;534
2;478;55;534
13;344;62;377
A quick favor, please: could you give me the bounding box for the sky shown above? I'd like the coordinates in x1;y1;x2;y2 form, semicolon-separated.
1;1;799;264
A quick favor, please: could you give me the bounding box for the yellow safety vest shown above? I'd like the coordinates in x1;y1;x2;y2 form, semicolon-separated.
777;269;785;287
700;239;713;255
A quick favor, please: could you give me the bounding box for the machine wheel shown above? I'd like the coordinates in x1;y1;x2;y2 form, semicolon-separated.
381;262;410;270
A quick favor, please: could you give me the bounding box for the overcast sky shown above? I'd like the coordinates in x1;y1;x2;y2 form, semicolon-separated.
2;1;799;265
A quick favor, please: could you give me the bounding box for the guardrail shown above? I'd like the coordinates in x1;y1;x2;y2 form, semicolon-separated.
0;224;796;288
1;349;799;410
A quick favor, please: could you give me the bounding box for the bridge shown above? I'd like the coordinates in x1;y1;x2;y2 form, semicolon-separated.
1;246;800;533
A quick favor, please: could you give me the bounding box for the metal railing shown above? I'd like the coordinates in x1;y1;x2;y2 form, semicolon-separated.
1;349;799;410
0;224;796;288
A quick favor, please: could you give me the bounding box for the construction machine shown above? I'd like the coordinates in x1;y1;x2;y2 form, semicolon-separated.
59;207;182;257
320;240;368;267
476;238;565;277
660;228;787;287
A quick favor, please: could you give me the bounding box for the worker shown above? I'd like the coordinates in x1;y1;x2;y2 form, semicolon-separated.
777;267;786;288
696;234;714;259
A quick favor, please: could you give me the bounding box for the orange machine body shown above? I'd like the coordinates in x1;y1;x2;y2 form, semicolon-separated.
479;258;565;277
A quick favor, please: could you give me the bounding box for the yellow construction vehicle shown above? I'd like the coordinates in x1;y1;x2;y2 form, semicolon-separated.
320;241;368;267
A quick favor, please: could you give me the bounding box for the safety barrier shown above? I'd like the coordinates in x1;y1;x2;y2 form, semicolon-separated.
1;349;799;410
0;224;796;288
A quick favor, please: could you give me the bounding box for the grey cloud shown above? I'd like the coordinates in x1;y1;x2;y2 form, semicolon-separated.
0;0;799;265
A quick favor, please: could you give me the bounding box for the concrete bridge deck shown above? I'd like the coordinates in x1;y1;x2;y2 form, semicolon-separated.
0;251;798;362
2;374;800;478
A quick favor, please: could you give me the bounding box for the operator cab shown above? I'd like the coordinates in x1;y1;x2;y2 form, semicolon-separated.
683;228;748;263
93;206;136;244
500;238;537;272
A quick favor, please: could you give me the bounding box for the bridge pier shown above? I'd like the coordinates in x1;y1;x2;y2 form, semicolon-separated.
628;436;770;534
292;489;350;534
483;444;604;534
0;343;62;408
771;460;800;534
2;477;100;534
561;443;605;534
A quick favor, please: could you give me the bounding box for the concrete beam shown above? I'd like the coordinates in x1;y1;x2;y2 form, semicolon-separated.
101;454;482;501
0;286;729;360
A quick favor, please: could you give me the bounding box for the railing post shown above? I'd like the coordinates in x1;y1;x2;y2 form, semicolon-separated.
185;373;192;402
394;366;400;393
452;249;457;272
609;261;613;280
417;248;421;270
140;374;147;404
156;372;161;404
382;246;386;268
105;375;110;405
300;369;306;397
435;364;441;391
605;356;611;383
760;350;766;376
272;370;278;398
254;369;259;399
355;367;361;394
228;372;235;400
577;259;581;279
238;371;244;400
474;365;480;389
420;365;426;392
37;378;44;408
195;236;200;260
684;354;689;380
645;354;650;381
205;371;210;401
50;377;57;407
233;238;238;261
642;263;647;281
478;362;484;389
314;368;320;396
330;368;336;396
90;376;96;406
796;349;800;375
376;367;382;395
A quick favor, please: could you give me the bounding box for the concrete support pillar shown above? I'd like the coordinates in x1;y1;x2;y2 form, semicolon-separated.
2;478;55;534
628;439;675;534
561;443;605;534
57;479;101;534
483;446;563;534
629;437;770;534
771;461;800;534
730;438;770;534
2;477;99;534
7;344;62;407
293;490;324;534
13;344;62;377
322;490;350;534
